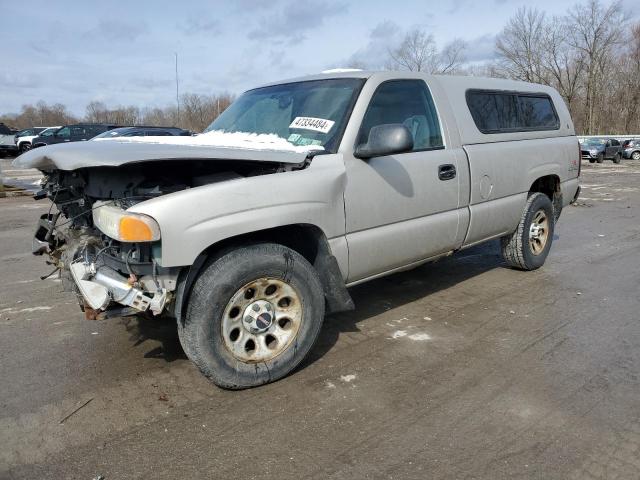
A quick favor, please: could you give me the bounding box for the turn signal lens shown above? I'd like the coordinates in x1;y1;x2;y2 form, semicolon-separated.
120;217;154;242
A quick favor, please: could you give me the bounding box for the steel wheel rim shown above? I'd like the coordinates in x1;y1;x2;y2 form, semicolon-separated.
221;277;302;363
529;209;549;255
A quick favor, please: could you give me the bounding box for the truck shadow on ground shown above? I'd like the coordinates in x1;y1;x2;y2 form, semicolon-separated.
301;240;504;369
123;240;504;366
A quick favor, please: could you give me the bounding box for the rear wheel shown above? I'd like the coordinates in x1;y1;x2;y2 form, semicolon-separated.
501;193;555;271
632;151;640;161
179;243;325;389
613;152;622;164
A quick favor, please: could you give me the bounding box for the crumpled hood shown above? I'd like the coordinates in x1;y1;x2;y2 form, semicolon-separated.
13;141;312;171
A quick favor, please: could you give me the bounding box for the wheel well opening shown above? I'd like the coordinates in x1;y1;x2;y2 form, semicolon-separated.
530;175;562;220
201;224;323;266
529;175;560;202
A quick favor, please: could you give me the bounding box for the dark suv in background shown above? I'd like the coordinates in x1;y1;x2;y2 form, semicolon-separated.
31;124;121;148
622;139;640;160
92;126;193;139
580;137;623;163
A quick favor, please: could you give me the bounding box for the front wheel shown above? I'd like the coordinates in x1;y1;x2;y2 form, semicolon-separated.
19;142;31;154
501;193;555;271
596;153;604;163
180;243;325;389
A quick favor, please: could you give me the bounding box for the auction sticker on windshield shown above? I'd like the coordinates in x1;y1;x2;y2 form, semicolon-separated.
289;117;335;134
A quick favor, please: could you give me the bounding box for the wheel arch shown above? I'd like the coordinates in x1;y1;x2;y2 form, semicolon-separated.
529;174;562;220
174;224;354;324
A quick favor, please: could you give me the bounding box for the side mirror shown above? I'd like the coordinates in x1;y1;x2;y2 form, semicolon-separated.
354;124;414;159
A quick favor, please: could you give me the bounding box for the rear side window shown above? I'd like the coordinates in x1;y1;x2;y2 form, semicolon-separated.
358;80;444;151
466;90;559;133
517;95;559;129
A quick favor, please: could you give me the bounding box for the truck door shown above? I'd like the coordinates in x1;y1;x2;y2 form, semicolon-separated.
343;79;466;283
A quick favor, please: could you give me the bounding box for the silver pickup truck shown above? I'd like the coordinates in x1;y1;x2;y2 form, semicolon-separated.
15;71;580;389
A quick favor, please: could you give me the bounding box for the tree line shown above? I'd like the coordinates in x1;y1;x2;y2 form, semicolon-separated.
0;93;234;133
1;0;638;135
378;0;639;135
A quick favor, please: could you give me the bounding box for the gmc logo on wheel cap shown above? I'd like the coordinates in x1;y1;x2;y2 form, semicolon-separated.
256;312;272;330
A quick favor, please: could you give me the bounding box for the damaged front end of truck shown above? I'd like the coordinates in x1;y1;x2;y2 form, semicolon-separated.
18;140;313;320
33;173;176;320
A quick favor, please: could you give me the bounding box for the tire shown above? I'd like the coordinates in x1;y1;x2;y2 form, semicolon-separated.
501;192;555;271
596;153;604;163
632;151;640;161
19;142;31;154
588;159;596;163
180;243;325;389
613;153;622;164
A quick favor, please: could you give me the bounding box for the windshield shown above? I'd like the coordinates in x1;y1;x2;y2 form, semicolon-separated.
582;138;605;147
205;78;365;153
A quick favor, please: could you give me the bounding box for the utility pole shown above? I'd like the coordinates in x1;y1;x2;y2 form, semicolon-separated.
175;52;180;126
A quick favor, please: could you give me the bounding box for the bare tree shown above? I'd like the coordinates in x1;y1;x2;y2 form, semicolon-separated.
495;7;548;83
0;102;77;129
388;28;466;74
180;93;234;132
567;0;627;133
542;17;585;117
439;39;467;74
613;23;640;133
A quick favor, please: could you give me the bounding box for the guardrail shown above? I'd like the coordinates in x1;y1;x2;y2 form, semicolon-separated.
578;135;639;141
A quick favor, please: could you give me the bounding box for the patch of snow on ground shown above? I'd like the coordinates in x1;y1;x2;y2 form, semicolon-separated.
391;330;408;339
340;374;357;383
18;306;52;313
95;130;325;154
408;333;431;341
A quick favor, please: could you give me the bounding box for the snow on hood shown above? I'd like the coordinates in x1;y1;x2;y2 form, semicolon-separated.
13;131;320;171
95;130;325;154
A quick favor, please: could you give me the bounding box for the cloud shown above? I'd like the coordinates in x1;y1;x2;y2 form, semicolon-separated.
343;20;402;69
248;0;347;42
232;0;276;11
464;33;498;62
0;73;42;89
83;19;148;44
446;0;470;14
179;14;221;36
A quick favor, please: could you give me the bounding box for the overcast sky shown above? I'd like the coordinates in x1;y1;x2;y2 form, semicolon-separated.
1;0;637;115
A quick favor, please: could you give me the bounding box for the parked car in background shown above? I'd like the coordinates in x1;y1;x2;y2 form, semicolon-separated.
16;71;580;389
31;124;122;148
622;138;640;160
580;137;622;163
0;123;18;157
92;126;193;139
14;127;54;153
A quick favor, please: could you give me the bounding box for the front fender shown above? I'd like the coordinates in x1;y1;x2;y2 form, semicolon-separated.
129;154;347;267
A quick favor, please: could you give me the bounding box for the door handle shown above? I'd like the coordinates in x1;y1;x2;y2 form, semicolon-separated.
438;164;456;181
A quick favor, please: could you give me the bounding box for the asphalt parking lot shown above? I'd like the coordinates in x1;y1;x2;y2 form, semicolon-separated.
1;159;640;479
